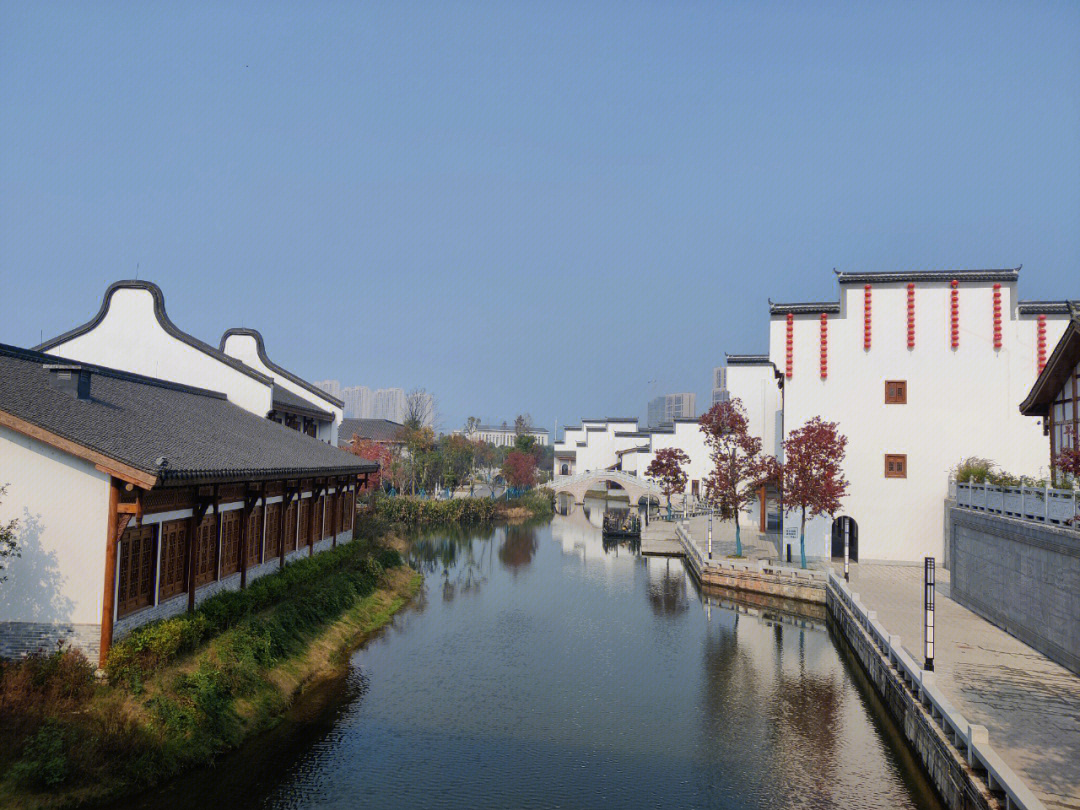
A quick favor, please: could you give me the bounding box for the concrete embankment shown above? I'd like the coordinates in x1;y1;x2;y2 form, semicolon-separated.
667;521;827;604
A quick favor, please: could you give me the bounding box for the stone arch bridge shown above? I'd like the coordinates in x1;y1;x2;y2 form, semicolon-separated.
546;469;662;506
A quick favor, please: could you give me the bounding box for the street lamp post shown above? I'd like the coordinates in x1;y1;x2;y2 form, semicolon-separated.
707;514;713;560
924;557;935;672
843;519;850;582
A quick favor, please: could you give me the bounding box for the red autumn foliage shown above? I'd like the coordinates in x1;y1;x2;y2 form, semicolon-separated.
345;438;393;490
502;450;537;490
645;447;690;508
782;416;849;567
699;398;776;554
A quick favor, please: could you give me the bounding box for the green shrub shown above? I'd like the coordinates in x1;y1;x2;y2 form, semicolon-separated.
106;541;390;688
953;457;995;483
10;720;70;788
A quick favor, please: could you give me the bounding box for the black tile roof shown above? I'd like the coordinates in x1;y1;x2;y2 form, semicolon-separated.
338;418;404;445
220;328;344;409
726;354;772;365
34;281;273;386
1016;300;1079;315
272;385;333;421
768;301;842;315
0;344;375;486
835;268;1020;284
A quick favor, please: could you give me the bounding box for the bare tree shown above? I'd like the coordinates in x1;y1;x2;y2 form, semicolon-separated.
514;413;533;436
405;387;439;430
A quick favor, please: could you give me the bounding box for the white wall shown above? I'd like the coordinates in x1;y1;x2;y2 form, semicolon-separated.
47;287;273;417
221;332;342;445
0;426;110;625
767;279;1071;562
727;364;783;460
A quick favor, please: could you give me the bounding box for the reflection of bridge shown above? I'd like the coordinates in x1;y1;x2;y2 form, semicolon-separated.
546;469;662;506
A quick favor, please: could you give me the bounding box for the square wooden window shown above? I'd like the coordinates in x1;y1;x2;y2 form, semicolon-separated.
885;380;907;404
885;454;907;478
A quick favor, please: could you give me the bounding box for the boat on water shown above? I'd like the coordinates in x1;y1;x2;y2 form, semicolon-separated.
602;509;641;538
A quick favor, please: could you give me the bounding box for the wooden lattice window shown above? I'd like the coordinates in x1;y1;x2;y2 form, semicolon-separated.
284;499;298;553
117;525;157;618
343;489;354;532
194;513;219;587
220;510;242;576
885;454;907;479
264;502;282;559
298;497;312;547
158;519;189;601
315;495;326;541
246;505;264;566
885;380;907;404
326;492;339;539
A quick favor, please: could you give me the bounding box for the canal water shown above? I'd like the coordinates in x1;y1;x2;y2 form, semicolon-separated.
126;512;943;810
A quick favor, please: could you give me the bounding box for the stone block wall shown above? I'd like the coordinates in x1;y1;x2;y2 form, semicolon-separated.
947;504;1080;675
0;621;101;661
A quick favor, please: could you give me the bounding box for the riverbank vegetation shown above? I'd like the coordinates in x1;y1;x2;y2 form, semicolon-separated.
0;538;419;809
365;489;554;530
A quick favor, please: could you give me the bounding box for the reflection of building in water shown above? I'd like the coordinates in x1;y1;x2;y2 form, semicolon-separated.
498;524;539;571
644;556;690;616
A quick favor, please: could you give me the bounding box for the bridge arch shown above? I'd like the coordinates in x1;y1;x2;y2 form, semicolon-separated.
547;469;663;507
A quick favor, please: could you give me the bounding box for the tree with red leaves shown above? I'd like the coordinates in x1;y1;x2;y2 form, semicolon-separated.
501;449;537;490
782;417;849;569
645;447;690;514
345;438;394;491
700;398;775;557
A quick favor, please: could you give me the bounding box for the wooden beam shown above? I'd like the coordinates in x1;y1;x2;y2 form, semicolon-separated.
0;409;158;489
98;479;122;668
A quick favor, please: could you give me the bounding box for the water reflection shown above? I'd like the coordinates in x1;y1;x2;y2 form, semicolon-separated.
116;515;944;810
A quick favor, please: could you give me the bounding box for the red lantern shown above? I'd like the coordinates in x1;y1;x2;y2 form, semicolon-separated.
950;280;959;349
907;283;915;349
786;313;794;378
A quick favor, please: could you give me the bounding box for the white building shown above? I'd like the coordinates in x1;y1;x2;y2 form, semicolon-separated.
647;393;696;428
711;367;730;405
315;379;343;400
34;281;344;445
727;268;1073;563
342;385;373;419
456;423;550;447
0;342;373;664
373;388;407;422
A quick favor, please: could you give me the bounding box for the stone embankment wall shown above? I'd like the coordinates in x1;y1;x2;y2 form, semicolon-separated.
827;586;999;810
946;504;1080;676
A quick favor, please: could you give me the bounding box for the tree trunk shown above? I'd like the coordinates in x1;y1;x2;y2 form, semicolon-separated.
799;507;807;569
734;507;742;557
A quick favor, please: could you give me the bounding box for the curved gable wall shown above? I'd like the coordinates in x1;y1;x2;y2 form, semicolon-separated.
221;332;341;444
42;287;273;417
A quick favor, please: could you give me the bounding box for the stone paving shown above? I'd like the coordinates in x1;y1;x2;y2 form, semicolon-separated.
845;562;1080;810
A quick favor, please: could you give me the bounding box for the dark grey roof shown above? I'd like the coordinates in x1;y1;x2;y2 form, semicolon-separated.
1016;300;1079;315
272;385;332;421
553;450;576;459
769;301;841;315
338;418;404;445
0;344;375;486
34;281;273;386
220;328;343;409
615;431;652;438
472;424;549;433
585;426;606;432
835;268;1020;284
726;354;772;365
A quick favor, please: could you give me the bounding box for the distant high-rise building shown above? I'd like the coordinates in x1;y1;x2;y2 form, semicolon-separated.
342;385;372;419
711;366;730;405
373;387;407;422
315;379;342;400
647;392;696;427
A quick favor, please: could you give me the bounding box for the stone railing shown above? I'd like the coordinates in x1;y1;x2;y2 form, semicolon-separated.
829;572;1047;810
950;479;1078;528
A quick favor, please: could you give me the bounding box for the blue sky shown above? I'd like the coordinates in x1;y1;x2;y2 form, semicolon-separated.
2;1;1078;432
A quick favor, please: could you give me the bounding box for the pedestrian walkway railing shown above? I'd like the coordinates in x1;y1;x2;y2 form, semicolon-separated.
951;479;1078;527
675;523;827;582
828;571;1047;810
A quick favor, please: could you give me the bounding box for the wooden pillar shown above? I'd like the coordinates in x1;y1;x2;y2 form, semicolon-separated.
98;478;122;668
758;485;766;533
307;483;323;557
185;487;200;614
279;481;290;571
239;490;253;590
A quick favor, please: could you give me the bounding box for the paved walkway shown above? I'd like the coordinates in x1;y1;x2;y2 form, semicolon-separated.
845;562;1080;810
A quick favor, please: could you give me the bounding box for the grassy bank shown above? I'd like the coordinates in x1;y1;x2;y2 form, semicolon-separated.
367;489;554;529
0;538;420;809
